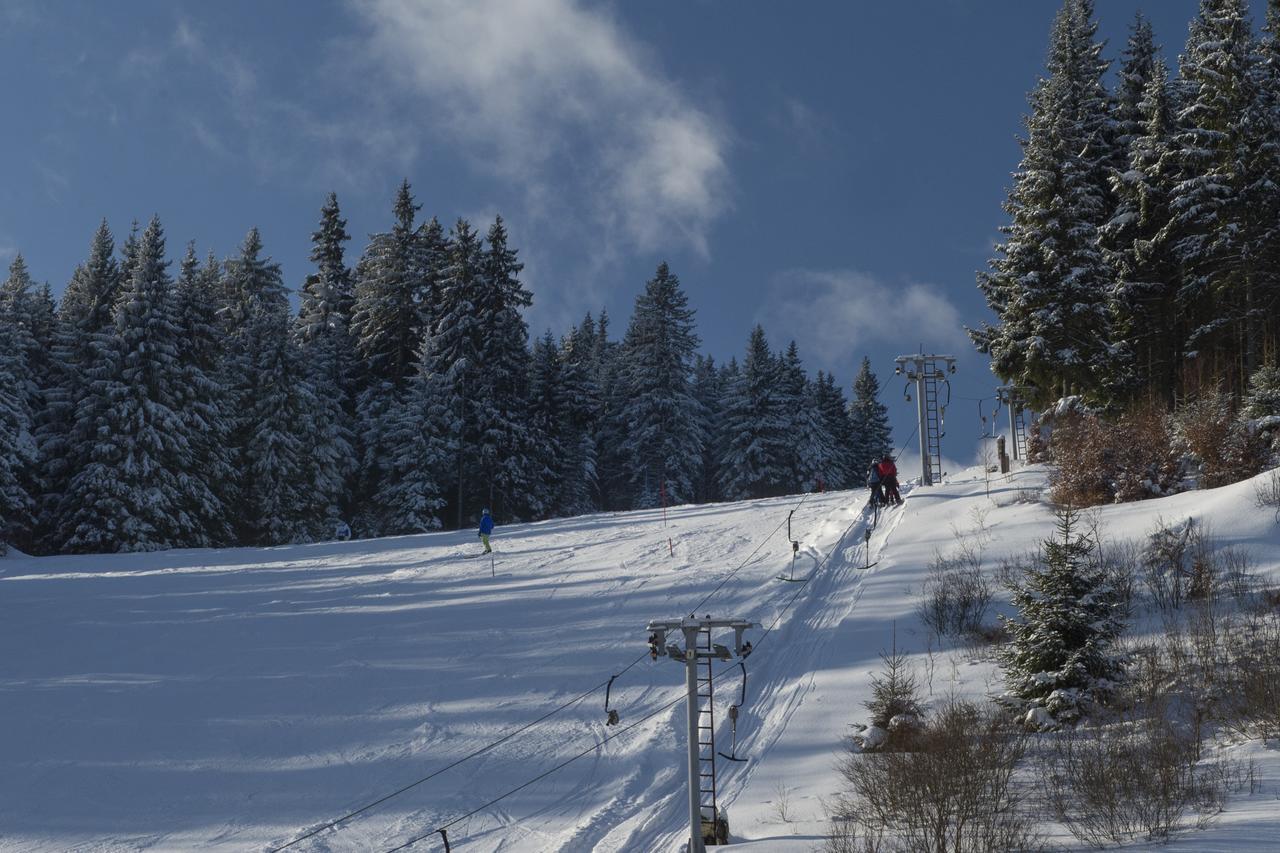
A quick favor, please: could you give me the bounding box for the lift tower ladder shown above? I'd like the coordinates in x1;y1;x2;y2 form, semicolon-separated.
894;354;957;487
922;362;944;486
695;626;718;831
995;385;1032;463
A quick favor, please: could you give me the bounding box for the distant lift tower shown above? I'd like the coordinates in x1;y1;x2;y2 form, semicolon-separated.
647;616;756;852
894;354;957;487
995;385;1031;463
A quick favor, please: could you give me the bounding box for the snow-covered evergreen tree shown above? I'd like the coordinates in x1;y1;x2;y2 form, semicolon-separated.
58;217;212;552
615;263;704;508
1;255;45;420
1112;13;1160;153
44;224;124;550
691;354;725;504
527;330;568;514
215;227;312;544
593;310;631;511
1242;360;1280;419
294;193;357;534
474;217;539;520
849;357;892;474
0;255;50;548
350;181;430;392
813;370;856;489
421;218;487;527
173;244;234;545
779;341;836;492
1101;56;1181;401
0;312;37;550
1169;0;1278;382
368;360;456;535
237;303;312;545
537;324;600;517
1244;0;1280;374
349;183;435;527
999;509;1125;723
718;326;790;500
118;220;141;290
971;0;1114;405
219;227;287;332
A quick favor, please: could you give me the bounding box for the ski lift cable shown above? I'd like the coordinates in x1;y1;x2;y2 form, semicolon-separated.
266;669;638;852
691;490;815;614
271;491;812;851
381;681;707;852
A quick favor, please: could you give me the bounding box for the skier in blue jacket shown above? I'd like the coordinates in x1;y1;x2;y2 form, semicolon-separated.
867;463;884;508
478;508;495;553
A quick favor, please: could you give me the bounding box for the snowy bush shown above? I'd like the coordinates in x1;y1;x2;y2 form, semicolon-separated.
1109;402;1181;502
1171;389;1268;489
1040;714;1225;845
1139;519;1249;612
917;554;993;640
999;509;1126;724
1255;468;1280;523
1045;401;1180;507
1045;408;1113;507
1241;361;1280;423
861;638;924;749
829;700;1044;852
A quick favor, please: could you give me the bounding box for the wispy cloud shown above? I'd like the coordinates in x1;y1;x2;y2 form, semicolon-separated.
759;269;968;368
347;0;731;257
119;17;418;189
34;162;71;203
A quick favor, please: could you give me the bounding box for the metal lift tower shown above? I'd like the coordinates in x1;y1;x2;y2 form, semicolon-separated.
646;616;756;852
995;385;1031;464
894;354;957;487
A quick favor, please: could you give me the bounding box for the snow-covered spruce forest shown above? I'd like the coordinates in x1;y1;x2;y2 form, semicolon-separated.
0;185;893;557
974;0;1280;410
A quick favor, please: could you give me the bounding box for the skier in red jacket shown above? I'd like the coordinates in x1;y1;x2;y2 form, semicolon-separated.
877;456;902;505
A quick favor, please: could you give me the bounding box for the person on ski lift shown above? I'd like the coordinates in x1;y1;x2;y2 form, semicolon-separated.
478;508;495;554
867;461;884;507
878;455;902;506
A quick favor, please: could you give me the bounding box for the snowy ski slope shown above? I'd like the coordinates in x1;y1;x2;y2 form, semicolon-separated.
3;465;1279;851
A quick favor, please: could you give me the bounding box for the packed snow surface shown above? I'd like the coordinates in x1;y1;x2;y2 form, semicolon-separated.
3;465;1279;851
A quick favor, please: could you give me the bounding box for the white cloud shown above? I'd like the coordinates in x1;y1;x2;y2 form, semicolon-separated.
347;0;731;256
760;269;968;368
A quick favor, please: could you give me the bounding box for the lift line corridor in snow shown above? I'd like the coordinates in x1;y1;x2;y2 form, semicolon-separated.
254;418;931;852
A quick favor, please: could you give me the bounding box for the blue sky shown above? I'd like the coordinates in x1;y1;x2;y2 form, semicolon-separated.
0;0;1267;469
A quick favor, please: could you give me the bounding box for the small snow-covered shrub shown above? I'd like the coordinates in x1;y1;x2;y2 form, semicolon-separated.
1026;413;1050;463
999;509;1126;724
1046;408;1112;507
830;700;1043;853
1141;517;1198;613
917;554;992;640
1040;714;1223;845
1171;389;1268;489
861;638;924;750
1241;361;1280;422
1140;520;1248;612
1110;402;1181;502
1255;468;1280;523
1221;610;1280;743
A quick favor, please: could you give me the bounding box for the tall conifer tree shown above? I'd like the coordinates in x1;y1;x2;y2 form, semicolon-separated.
718;326;789;500
617;262;704;508
59;217;211;552
849;357;892;473
971;0;1114;405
